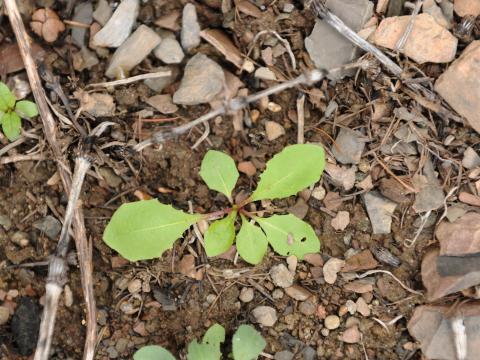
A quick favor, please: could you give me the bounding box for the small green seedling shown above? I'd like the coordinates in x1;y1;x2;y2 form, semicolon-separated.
133;324;266;360
0;81;38;141
103;143;325;264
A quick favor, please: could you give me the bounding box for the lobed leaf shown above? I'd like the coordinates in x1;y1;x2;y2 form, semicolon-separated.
200;150;239;200
15;100;38;119
232;325;266;360
0;82;16;112
103;199;201;261
250;144;325;201
133;345;175;360
1;112;22;141
204;210;237;257
236;215;268;265
256;214;320;259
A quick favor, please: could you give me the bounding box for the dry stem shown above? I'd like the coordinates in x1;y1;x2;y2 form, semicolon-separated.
134;69;327;151
4;0;97;358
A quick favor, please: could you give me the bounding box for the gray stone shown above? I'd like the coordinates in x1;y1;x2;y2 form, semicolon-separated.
11;231;30;247
33;215;61;240
181;3;201;51
0;215;12;230
299;300;316;316
146;94;178;114
99;167;122;188
105;25;161;78
173;53;225;105
93;0;112;26
252;306;278;327
305;0;373;78
255;67;276;80
462;147;480;169
302;346;317;360
239;287;254;303
332;128;367;164
144;66;176;93
412;159;445;213
270;264;294;288
363;191;397;234
92;0;139;48
72;2;93;47
275;351;294;360
154;38;184;64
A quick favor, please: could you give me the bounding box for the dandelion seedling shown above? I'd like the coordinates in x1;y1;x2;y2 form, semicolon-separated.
133;324;266;360
0;81;38;141
103;143;325;264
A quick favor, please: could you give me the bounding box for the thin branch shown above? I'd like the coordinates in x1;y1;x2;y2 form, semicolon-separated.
134;69;327;151
35;157;92;360
395;0;423;51
296;93;305;144
4;0;97;358
308;0;445;102
86;71;172;89
357;269;423;296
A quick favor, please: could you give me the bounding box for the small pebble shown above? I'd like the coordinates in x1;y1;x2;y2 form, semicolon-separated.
267;102;282;112
255;67;276;80
345;300;357;315
63;285;73;307
11;232;30;248
127;279;142;294
324;315;340;330
238;161;256;177
252;306;278;327
311;186;326;201
265;121;285;141
286;255;297;272
356;297;370;316
341;325;361;344
0;306;10;325
206;294;216;304
299;300;316;316
283;3;295;13
270;264;294;288
320;328;330;336
239;287;254;303
272;289;284;299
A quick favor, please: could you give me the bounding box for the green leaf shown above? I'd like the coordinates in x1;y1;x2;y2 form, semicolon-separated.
15;100;38;119
200;150;239;200
186;324;225;360
0;82;16;112
103;199;202;261
236;215;268;265
2;112;22;141
251;144;325;201
204;211;237;257
256;214;320;259
133;345;176;360
187;341;218;360
202;324;225;348
232;325;266;360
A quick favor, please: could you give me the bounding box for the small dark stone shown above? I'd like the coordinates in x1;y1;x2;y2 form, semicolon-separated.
11;297;41;356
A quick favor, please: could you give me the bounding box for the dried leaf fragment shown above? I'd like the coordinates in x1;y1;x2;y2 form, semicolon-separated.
30;8;65;42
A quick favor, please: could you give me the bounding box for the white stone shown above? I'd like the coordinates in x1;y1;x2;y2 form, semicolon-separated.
92;0;139;48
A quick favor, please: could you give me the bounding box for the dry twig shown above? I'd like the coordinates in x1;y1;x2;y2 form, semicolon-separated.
134;69;327;151
4;0;97;358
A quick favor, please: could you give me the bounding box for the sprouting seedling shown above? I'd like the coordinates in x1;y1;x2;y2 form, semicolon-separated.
103;143;325;264
0;81;38;141
133;324;266;360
